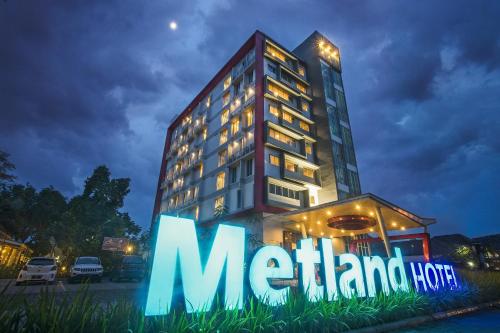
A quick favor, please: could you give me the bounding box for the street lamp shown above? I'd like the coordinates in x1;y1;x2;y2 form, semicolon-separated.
126;245;133;254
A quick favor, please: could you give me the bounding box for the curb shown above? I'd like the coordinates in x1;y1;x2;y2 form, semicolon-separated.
348;299;500;333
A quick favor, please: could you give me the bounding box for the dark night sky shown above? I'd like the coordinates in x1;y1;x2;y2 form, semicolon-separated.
1;1;500;237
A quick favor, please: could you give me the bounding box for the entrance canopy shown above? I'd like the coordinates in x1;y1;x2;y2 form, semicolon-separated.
265;193;436;239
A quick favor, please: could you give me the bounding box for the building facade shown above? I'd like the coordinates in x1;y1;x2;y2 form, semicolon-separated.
152;31;434;258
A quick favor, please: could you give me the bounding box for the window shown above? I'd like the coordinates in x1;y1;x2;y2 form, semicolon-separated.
223;92;230;106
206;95;211;108
214;196;224;209
269;104;279;117
298;65;305;77
218;150;227;167
303;168;314;178
224;76;231;90
266;44;286;62
221;109;229;125
269;183;276;194
245;108;253;127
199;163;203;177
202;128;207;140
237;189;242;208
296;82;307;94
230;166;238;183
305;143;312;155
269;128;296;147
231;118;240;135
300;121;310;132
246;159;253;176
195;206;199;220
282;112;293;123
234;80;241;96
302;101;310;112
216;172;225;190
285;160;297;172
246;70;254;84
220;129;228;144
269;154;280;166
268;83;289;101
267;63;277;74
309;195;316;205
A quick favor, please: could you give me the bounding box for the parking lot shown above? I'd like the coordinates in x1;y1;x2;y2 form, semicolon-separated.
0;278;149;304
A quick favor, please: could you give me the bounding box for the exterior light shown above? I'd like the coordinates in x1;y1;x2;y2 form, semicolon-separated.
308;228;312;233
355;205;361;210
326;211;332;216
369;211;374;217
391;222;397;227
169;21;178;31
467;261;475;268
295;224;300;229
126;245;133;253
369;228;374;232
350;232;354;237
400;226;406;231
320;232;324;236
341;229;345;233
316;221;321;225
330;235;333;239
302;216;307;220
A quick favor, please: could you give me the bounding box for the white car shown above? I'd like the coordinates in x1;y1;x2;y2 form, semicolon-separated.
16;257;57;285
69;256;103;283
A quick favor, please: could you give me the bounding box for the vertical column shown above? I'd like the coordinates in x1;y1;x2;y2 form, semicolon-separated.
253;32;265;211
300;223;308;239
375;206;392;257
422;233;431;262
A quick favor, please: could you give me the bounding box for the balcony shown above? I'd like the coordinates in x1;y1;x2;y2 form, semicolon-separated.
283;168;319;186
228;142;255;164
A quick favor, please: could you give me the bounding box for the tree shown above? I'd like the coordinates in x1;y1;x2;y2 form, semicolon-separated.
0;150;16;189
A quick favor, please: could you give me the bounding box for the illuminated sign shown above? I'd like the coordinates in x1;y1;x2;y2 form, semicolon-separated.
145;215;459;316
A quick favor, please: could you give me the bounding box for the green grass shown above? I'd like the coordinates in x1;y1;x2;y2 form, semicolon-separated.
1;270;499;333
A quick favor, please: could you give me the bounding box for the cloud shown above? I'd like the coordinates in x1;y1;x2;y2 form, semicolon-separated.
1;0;499;237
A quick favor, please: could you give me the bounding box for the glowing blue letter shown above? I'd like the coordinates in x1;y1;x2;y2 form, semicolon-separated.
145;215;245;315
363;255;390;297
318;238;338;301
295;238;324;301
249;245;293;306
387;248;409;292
338;253;366;298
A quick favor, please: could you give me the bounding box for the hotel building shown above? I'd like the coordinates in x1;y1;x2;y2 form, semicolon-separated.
152;31;435;260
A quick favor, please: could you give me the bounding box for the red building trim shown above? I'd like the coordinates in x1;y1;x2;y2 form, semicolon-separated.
151;32;258;224
253;32;266;212
349;233;432;262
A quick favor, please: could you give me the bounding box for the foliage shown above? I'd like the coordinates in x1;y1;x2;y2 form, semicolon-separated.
0;149;16;188
0;164;141;267
1;271;499;333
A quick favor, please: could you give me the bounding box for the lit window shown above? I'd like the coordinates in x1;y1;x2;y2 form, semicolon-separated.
245;108;253;127
300;121;310;132
206;95;211;108
269;128;296;147
199;163;203;177
285;160;297;172
220;129;228;145
305;143;312;155
231;118;240;135
269;104;279;117
195;206;199;220
282;112;293;123
223;92;230;106
218;150;227;167
224;76;231;90
268;83;289;101
298;65;305;77
269;154;280;166
216;172;225;190
296;82;307;94
221;109;229;125
309;195;316;205
303;168;314;178
214;196;224;209
266;44;286;62
302;101;310;112
202;128;207;140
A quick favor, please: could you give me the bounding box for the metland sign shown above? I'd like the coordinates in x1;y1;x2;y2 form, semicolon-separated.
145;215;459;316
